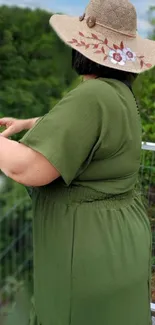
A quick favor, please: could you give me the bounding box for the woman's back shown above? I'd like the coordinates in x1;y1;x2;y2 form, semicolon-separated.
73;78;142;194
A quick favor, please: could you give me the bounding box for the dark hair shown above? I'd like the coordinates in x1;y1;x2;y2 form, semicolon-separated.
72;49;137;84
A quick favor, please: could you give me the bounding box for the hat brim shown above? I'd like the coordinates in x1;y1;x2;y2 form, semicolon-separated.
50;14;155;74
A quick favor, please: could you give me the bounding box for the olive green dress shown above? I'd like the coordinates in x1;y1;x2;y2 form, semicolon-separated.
20;78;152;325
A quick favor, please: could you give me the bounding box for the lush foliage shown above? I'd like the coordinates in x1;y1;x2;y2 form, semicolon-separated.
0;5;76;122
134;6;155;142
0;5;77;313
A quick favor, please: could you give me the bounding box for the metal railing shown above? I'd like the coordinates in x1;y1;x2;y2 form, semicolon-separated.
142;142;155;152
139;142;155;320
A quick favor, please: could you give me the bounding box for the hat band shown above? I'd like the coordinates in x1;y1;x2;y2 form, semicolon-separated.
84;16;137;38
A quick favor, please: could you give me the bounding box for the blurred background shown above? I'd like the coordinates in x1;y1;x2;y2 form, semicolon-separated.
0;0;154;323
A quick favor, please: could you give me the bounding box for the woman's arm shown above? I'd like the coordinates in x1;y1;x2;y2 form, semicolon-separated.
24;117;40;129
0;117;40;138
0;136;60;186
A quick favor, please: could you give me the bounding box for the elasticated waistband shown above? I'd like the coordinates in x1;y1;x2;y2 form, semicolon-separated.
34;183;136;206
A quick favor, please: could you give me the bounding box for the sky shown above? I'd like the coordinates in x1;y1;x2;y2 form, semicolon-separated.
0;0;154;37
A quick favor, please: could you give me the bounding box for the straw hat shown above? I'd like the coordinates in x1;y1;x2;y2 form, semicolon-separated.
49;0;155;74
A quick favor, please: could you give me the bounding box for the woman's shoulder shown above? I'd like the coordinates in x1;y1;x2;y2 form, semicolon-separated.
59;79;105;105
76;78;113;93
66;78;114;104
74;78;129;100
52;78;129;115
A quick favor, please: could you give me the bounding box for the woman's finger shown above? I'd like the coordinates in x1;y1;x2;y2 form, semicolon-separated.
0;118;13;126
0;126;15;138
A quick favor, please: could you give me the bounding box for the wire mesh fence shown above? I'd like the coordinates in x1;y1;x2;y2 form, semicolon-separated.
0;189;33;316
139;143;155;321
141;143;155;271
0;142;155;317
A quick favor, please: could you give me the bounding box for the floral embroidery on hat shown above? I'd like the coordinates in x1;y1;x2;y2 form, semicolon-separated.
123;48;136;62
68;32;152;69
109;49;126;66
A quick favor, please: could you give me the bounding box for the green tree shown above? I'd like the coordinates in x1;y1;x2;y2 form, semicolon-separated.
134;6;155;142
0;6;76;122
0;6;77;298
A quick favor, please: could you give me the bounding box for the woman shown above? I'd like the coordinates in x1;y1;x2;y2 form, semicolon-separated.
0;0;155;324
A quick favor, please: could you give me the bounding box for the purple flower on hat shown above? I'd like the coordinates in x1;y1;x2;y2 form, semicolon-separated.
109;49;126;66
123;48;136;62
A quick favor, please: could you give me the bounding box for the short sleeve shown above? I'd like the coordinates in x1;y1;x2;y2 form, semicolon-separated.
19;80;102;185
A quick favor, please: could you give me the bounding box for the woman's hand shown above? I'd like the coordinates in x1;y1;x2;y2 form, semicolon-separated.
0;117;40;138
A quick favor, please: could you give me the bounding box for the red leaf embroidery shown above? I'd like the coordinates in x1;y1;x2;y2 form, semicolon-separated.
68;39;78;44
104;38;108;45
113;44;120;50
140;60;144;68
146;63;152;68
91;33;98;39
69;33;151;71
120;41;124;50
94;50;102;53
93;44;99;49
